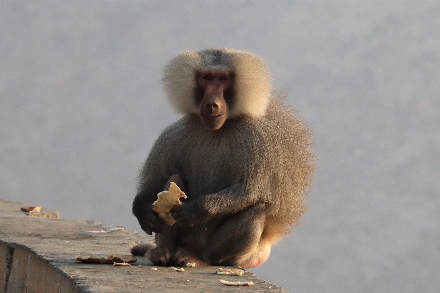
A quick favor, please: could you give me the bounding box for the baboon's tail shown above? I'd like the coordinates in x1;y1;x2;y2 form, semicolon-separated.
131;243;155;256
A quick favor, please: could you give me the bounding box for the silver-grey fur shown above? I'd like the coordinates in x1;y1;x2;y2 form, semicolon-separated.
162;48;272;118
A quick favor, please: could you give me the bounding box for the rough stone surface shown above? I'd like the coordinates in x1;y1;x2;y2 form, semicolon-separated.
0;199;286;292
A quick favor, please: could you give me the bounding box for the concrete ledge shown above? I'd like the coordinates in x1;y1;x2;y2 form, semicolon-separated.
0;199;286;292
0;242;82;293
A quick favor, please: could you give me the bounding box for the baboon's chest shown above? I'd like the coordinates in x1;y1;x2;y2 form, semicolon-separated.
181;136;243;196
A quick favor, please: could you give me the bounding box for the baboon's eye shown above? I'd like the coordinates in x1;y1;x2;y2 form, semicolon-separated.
219;75;228;81
204;75;212;81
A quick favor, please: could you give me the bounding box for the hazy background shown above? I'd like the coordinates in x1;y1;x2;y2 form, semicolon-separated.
1;1;439;292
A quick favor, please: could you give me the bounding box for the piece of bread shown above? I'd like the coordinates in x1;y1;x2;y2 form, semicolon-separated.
76;254;137;264
152;182;187;225
219;280;254;286
216;268;245;276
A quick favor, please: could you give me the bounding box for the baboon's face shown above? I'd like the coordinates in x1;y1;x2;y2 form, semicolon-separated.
195;70;235;130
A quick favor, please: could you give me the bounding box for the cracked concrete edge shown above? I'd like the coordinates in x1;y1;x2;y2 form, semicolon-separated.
0;241;88;293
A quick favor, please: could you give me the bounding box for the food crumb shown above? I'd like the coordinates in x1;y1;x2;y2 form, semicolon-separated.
171;267;185;272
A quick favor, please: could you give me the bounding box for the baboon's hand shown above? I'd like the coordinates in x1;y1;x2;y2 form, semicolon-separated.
137;204;166;235
171;201;209;227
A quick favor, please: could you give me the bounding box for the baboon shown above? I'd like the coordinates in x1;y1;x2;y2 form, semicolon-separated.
132;48;314;268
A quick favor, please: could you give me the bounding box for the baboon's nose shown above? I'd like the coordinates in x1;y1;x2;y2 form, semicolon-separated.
207;101;219;110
